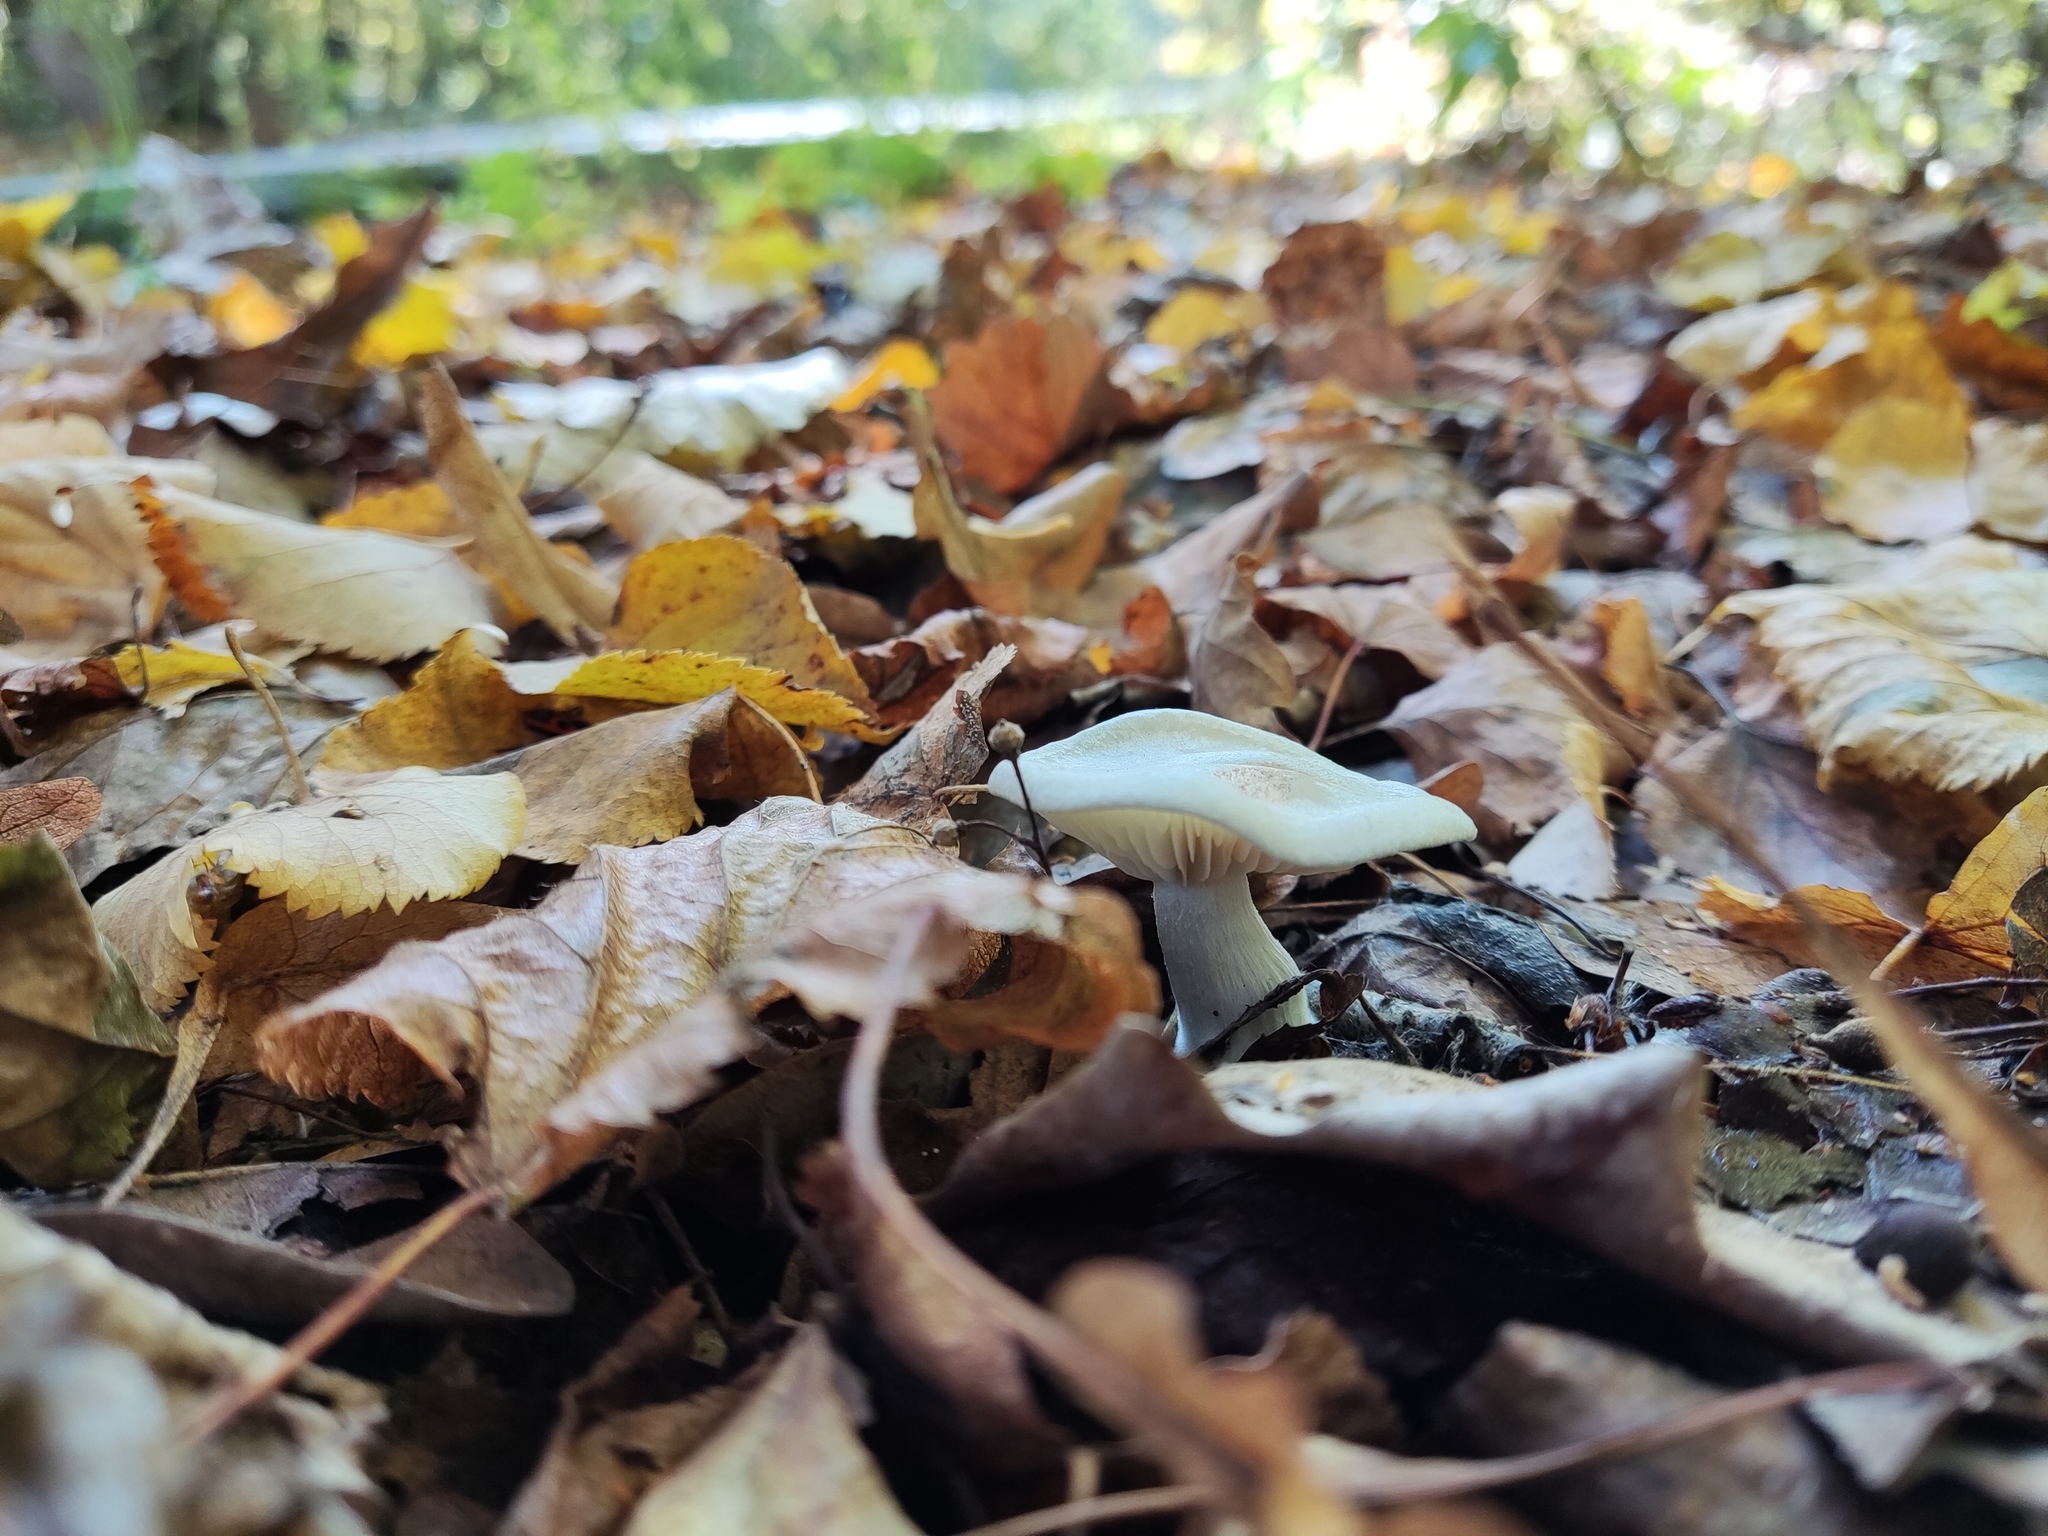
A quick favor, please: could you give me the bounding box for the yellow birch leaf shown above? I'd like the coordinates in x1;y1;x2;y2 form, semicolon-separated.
353;274;460;369
108;638;298;715
418;363;619;642
94;769;526;1010
320;480;455;537
0;191;74;262
319;628;531;773
610;534;877;711
206;270;297;349
553;650;894;744
832;339;939;411
1143;288;1270;351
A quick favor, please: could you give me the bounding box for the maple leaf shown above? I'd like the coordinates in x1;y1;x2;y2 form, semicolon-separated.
93;768;526;1010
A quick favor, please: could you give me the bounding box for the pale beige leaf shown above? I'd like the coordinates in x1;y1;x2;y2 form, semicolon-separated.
1722;570;2048;792
1969;417;2048;543
586;448;748;550
142;484;497;662
418;362;619;640
1260;583;1472;681
95;769;525;1010
622;1327;919;1536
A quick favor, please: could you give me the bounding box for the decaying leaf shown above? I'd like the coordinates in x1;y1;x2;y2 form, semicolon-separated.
0;776;101;848
537;649;894;744
851;607;1097;727
620;1327;920;1536
609;534;877;711
1923;787;2048;968
839;645;1013;833
417;362;620;641
1722;570;2048;793
93;768;525;1010
257;797;1152;1188
318;627;529;773
1188;551;1295;732
925;313;1113;493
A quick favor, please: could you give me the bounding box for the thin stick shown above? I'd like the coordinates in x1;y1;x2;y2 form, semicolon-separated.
1873;927;1926;983
1308;639;1366;754
179;1181;496;1442
958;1487;1206;1536
224;624;309;804
646;1187;736;1337
1892;976;2046;1000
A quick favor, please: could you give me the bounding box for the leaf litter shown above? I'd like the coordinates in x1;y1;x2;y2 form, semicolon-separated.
16;140;2048;1536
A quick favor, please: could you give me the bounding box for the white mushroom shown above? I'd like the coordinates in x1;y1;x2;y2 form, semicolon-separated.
986;710;1477;1055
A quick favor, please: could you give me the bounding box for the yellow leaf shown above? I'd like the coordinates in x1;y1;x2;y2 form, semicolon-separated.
1398;189;1481;242
1736;307;1965;450
1484;187;1558;256
310;210;370;266
1058;223;1168;275
320;628;529;773
610;534;877;711
832;339;939;411
94;769;526;1010
1700;879;1912;972
352;273;460;369
109;637;298;715
0;191;74;263
321;479;454;537
1656;228;1840;312
710;219;833;296
418;363;619;641
1923;788;2048;968
1384;245;1481;325
1142;288;1270;351
1815;397;1973;543
552;650;893;744
1747;152;1799;198
206;270;297;349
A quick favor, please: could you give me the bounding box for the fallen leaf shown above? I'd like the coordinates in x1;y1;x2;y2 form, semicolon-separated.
541;650;893;744
318;628;529;773
926;314;1112;493
0;1200;384;1535
93;768;526;1010
1145;469;1319;616
851;607;1096;727
1815;397;1974;543
205;270;297;349
418;362;618;641
1144;286;1271;351
1383;644;1629;842
1665;288;1829;385
839;645;1013;833
1262;222;1390;328
584;450;747;550
1188;552;1296;732
1259;583;1473;681
1654;228;1840;310
610;534;876;710
0;777;101;849
906;395;1124;613
110;479;497;662
1050;1258;1361;1536
501;691;818;864
1721;570;2048;793
0;413;118;461
833;337;940;410
320;478;454;537
258;798;1148;1187
354;274;460;369
1502;799;1619;900
1697;880;1916;975
620;1327;920;1536
1924;788;2048;969
0;690;350;886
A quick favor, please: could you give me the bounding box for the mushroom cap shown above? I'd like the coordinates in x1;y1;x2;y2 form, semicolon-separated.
985;709;1477;886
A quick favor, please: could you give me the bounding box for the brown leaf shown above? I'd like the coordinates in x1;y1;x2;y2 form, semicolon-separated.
1144;469;1319;616
1050;1258;1362;1536
418;362;619;642
926;314;1112;494
1188;552;1296;732
1259;583;1474;681
0;777;101;849
1383;645;1628;843
618;1327;921;1536
852;608;1097;728
1262;222;1391;328
503;691;818;865
839;644;1013;833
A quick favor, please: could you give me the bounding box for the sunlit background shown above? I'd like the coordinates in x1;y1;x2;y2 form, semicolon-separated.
1;2;2040;203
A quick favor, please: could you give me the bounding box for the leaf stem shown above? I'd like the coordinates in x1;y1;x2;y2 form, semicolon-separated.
224;623;310;804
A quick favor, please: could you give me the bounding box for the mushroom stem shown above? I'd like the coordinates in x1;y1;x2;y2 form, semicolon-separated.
1151;877;1313;1055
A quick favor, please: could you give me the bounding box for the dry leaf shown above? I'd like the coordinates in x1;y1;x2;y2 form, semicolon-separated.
112;480;496;662
1145;469;1319;616
621;1327;919;1536
1050;1258;1361;1536
1259;584;1473;680
1697;880;1917;975
318;627;528;773
610;534;877;711
1262;222;1390;328
1721;570;2048;793
1584;596;1670;718
1383;644;1629;843
543;650;893;744
1188;552;1295;732
585;449;748;550
1502;799;1619;900
1815;397;1974;544
504;691;817;864
839;645;1013;833
851;608;1096;727
1923;788;2048;968
926;314;1112;493
0;777;101;849
94;768;525;1010
417;362;618;641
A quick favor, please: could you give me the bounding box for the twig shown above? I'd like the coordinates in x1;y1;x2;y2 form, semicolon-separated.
128;584;152;702
179;1181;498;1442
1892;976;2047;1000
1873;927;1927;983
224;623;309;804
957;1487;1207;1536
1308;638;1366;754
1357;990;1420;1067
